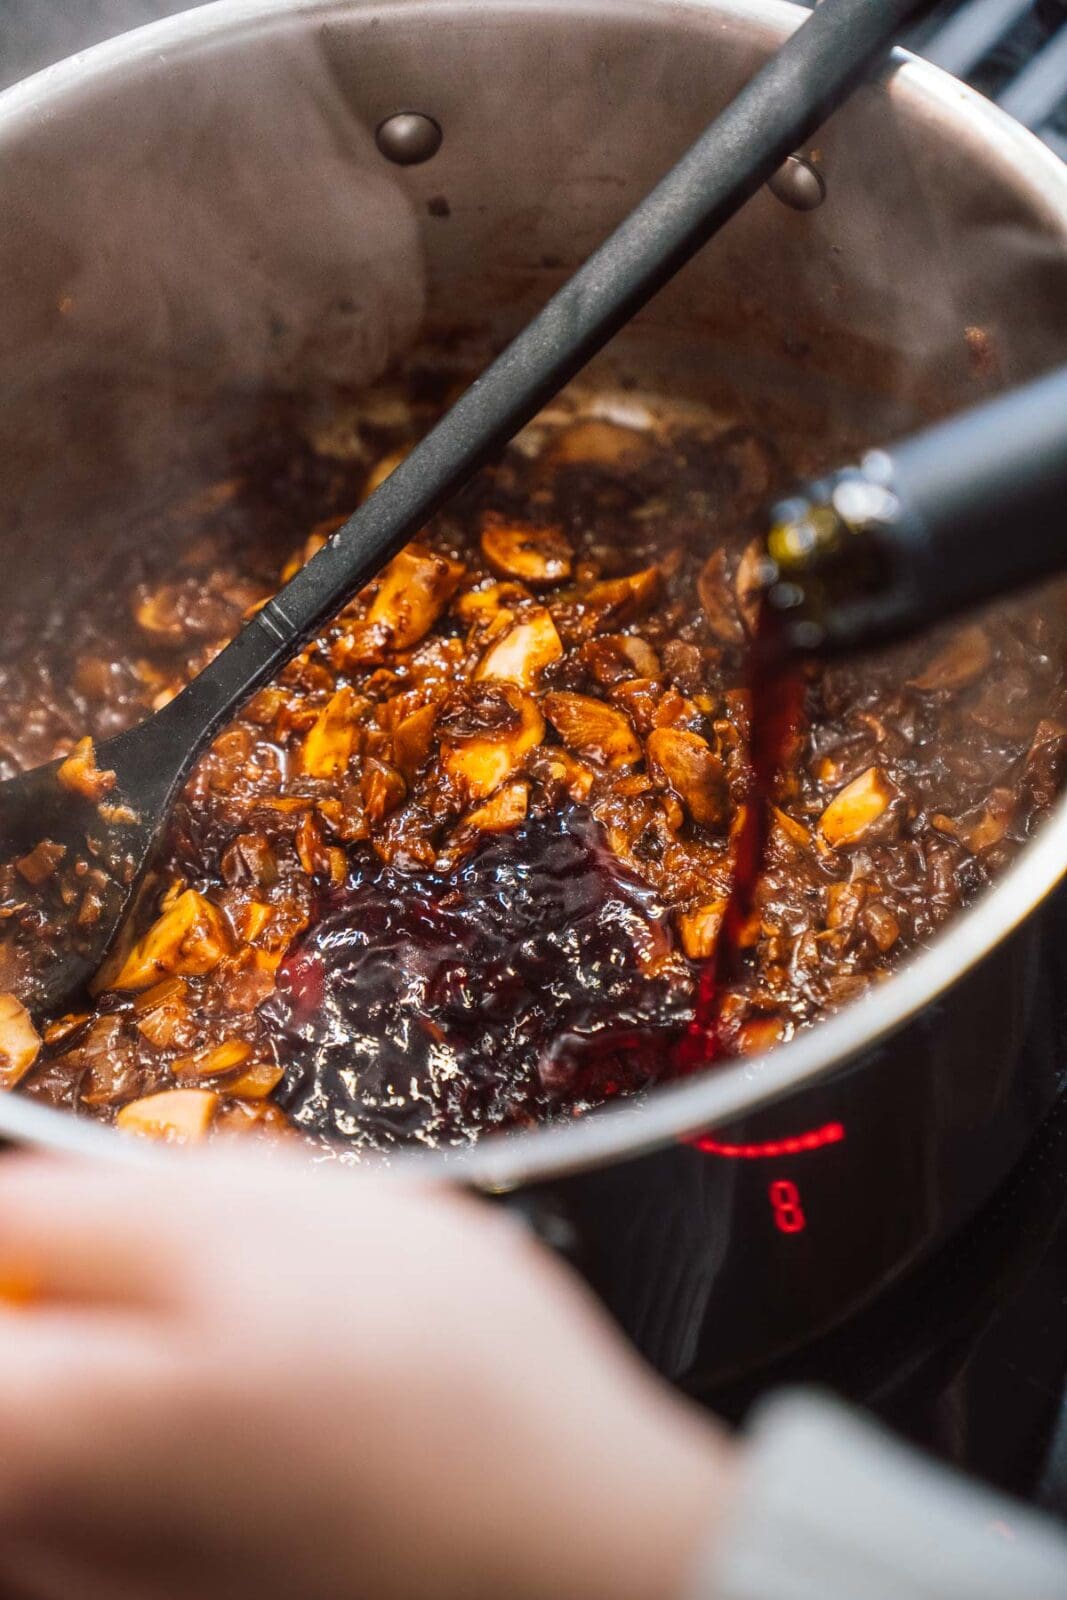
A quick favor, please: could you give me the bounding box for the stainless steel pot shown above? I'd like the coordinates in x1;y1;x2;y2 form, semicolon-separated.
2;0;1067;1382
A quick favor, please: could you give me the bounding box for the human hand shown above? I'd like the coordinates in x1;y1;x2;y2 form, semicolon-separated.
0;1152;734;1600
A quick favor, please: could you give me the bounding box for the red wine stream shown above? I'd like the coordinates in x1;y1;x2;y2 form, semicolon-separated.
674;603;805;1071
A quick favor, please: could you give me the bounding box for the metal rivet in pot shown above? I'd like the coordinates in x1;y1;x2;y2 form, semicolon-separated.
375;112;443;166
768;155;826;212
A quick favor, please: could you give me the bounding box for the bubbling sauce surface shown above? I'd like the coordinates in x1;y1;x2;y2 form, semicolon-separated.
1;379;1066;1152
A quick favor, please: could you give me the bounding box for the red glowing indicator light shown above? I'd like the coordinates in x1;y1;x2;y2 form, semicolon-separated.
688;1119;845;1160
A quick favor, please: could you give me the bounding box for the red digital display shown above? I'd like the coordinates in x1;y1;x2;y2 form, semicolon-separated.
769;1178;806;1233
689;1119;845;1160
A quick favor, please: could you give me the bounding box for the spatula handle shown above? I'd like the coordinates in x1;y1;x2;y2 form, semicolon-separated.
161;0;934;758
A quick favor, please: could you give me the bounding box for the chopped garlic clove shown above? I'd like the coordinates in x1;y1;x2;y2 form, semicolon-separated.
480;519;573;586
440;684;544;801
116;1088;218;1143
475;609;563;689
676;900;728;961
109;890;233;991
0;995;41;1090
300;686;362;779
818;767;897;847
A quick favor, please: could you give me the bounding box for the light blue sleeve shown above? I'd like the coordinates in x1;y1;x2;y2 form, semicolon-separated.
686;1390;1067;1600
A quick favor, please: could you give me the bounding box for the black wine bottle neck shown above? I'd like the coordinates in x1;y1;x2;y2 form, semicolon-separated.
764;365;1067;656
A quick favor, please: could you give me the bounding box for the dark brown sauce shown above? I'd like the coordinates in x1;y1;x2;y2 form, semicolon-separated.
2;384;1065;1150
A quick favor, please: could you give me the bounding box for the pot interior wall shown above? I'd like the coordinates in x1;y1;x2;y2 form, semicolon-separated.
2;0;1067;609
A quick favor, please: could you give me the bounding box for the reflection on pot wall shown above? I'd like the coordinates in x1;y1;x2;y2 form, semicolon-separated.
0;1;209;89
3;0;1067;604
0;14;428;601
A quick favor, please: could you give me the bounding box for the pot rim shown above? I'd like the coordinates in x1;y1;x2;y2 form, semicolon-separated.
1;0;1066;1184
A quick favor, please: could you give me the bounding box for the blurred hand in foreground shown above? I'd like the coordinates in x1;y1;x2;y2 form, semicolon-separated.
0;1153;734;1600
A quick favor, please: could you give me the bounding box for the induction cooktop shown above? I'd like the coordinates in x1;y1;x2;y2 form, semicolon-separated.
697;1065;1067;1516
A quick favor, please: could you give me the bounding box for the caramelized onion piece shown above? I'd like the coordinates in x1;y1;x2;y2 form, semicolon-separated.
295;812;330;876
15;839;66;886
861;900;901;952
528;748;597;804
0;994;41;1090
133;976;192;1050
577;567;662;633
57;736;116;801
771;806;814;853
212;1100;294;1139
1022;719;1067;809
945;786;1016;854
392;702;440;782
42;1012;89;1047
174;1039;253;1080
825;879;869;933
117;1088;218;1143
361;759;407;825
71;1016;144;1107
581;634;662;686
222;834;279;890
734;538;766;637
544;692;641;768
698;548;744;644
454;582;532;624
464;780;530;834
227;1061;286;1100
133;586;185;640
736;1015;786;1056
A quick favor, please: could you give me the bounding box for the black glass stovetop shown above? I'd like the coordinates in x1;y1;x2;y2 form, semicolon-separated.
699;1058;1067;1519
